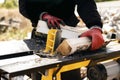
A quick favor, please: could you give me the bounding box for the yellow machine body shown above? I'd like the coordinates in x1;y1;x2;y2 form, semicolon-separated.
40;29;120;80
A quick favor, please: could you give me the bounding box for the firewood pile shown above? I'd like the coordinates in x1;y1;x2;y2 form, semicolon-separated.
0;16;21;33
99;8;120;33
98;7;120;41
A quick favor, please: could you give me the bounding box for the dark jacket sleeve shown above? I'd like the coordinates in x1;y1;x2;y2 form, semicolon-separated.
19;0;29;19
76;0;103;28
19;0;41;27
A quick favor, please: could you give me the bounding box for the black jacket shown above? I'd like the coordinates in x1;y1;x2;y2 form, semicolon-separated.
19;0;102;28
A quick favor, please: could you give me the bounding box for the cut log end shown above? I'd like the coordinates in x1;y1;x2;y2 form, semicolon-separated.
56;40;72;56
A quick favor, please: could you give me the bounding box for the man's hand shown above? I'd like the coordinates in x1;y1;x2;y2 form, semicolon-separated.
80;27;104;50
41;13;65;29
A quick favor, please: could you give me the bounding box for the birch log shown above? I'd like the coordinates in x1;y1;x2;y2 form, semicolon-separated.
56;37;91;56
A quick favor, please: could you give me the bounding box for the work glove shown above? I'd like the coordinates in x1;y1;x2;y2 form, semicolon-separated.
41;12;65;29
80;27;104;51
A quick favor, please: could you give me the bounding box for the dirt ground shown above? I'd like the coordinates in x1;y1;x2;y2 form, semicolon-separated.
0;8;33;41
0;8;31;28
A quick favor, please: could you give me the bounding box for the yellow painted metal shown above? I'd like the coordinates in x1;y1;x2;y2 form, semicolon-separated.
44;29;58;55
41;68;58;80
41;60;90;80
41;57;120;80
56;60;90;80
58;60;90;73
113;57;120;60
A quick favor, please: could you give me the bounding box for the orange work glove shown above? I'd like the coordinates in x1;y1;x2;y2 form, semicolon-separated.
80;27;104;50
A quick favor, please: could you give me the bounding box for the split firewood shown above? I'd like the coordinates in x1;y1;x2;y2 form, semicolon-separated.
56;37;92;56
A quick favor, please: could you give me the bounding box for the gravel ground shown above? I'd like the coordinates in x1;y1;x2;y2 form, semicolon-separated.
97;0;120;8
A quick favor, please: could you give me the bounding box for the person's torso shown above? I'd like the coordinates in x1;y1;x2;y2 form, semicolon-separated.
26;0;76;19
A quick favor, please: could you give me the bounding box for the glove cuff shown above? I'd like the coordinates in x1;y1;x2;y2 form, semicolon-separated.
40;12;48;20
90;25;102;33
